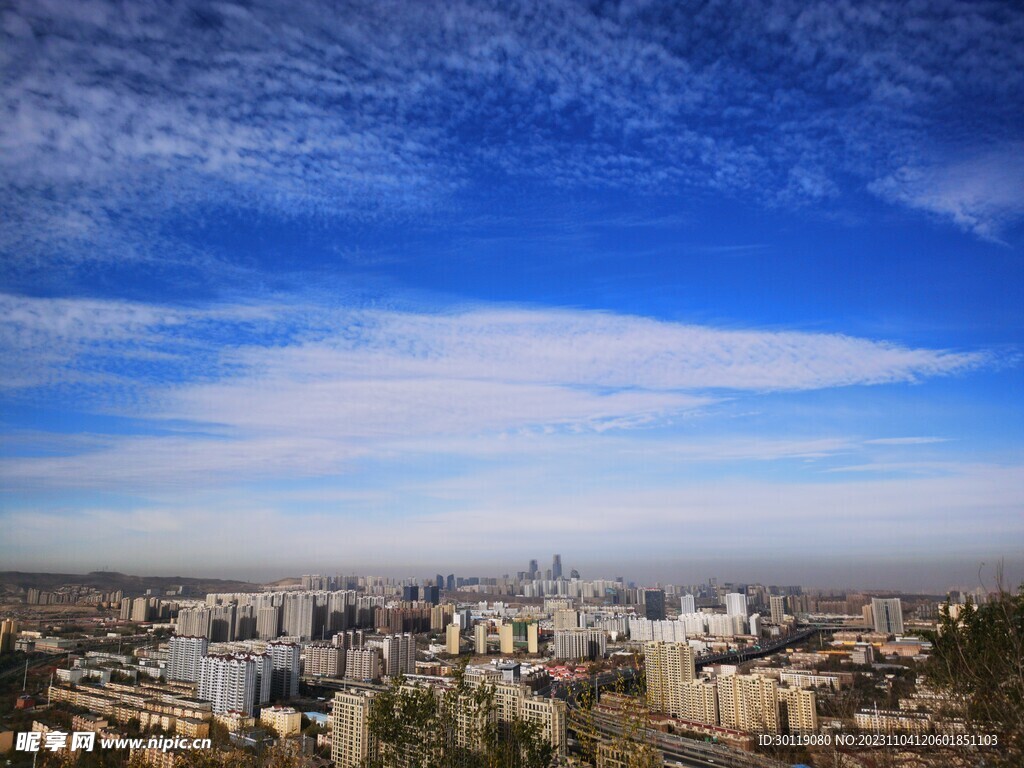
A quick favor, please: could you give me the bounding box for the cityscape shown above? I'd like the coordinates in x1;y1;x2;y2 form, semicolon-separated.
2;0;1023;767
0;562;1018;767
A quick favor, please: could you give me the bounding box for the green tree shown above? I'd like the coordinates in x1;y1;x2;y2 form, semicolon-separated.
364;668;555;768
925;582;1024;768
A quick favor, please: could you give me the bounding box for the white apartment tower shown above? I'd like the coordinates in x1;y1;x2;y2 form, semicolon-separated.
871;598;904;635
167;635;208;683
267;641;301;699
770;595;786;624
725;593;748;617
198;654;261;715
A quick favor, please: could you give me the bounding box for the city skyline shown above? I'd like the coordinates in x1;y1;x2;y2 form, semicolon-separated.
2;1;1023;587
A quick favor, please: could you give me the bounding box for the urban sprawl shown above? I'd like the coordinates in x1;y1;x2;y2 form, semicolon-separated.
0;559;1003;767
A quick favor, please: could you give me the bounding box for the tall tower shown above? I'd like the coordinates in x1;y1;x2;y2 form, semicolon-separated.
726;593;748;617
645;641;696;717
551;554;562;581
769;596;786;624
267;641;301;699
167;635;208;683
644;589;666;621
871;598;904;635
331;690;376;768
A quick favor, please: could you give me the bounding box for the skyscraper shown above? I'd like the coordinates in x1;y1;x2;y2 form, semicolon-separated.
283;593;315;640
198;654;258;715
257;605;280;640
770;596;786;624
382;633;416;677
725;593;748;617
167;635;208;683
268;641;301;699
551;554;562;580
304;642;343;678
0;619;19;654
717;674;779;733
446;624;461;655
645;641;696;718
331;690;376;768
680;594;696;614
644;589;666;621
871;598;904;635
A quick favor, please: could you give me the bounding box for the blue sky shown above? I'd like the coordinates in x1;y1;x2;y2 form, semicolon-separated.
1;0;1022;590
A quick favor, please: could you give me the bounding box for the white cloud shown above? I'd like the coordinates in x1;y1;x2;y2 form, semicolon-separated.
0;294;992;490
869;145;1024;239
864;436;948;445
3;0;1023;271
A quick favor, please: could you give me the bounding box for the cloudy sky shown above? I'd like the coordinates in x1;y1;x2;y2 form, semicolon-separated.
2;0;1022;590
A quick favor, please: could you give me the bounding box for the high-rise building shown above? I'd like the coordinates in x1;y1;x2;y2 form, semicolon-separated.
553;609;579;631
446;624;461;655
474;624;488;655
131;597;151;623
770;596;786;624
305;642;343;678
680;679;719;725
553;629;606;661
499;623;514;655
267;641;301;699
644;641;696;718
0;619;19;654
283;593;315;640
167;635;208;683
236;604;257;640
422;585;440;605
749;613;761;636
330;690;376;768
717;674;779;733
871;598;904;635
527;622;539;654
778;687;818;735
680;594;696;614
430;603;454;632
402;585;419;602
471;681;567;759
382;633;416;677
725;593;748;617
644;589;666;621
551;554;562;581
209;604;237;642
176;607;211;638
257;605;280;640
198;654;259;715
345;648;380;682
528;559;539;579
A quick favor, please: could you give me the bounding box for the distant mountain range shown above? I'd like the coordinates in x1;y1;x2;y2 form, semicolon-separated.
0;570;260;597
